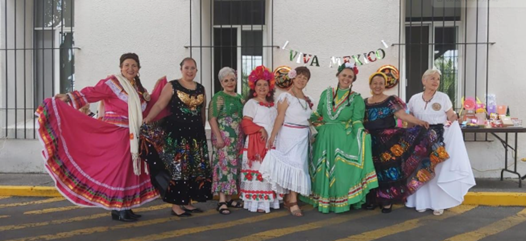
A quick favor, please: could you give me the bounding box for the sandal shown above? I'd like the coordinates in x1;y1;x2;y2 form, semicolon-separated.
227;200;243;208
287;202;303;217
216;202;230;215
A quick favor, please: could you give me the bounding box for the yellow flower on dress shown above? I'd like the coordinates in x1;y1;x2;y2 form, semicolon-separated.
416;169;432;182
390;144;404;157
436;146;450;159
381;152;392;161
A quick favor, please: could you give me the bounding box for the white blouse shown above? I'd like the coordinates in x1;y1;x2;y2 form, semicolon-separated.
243;99;278;135
408;91;453;125
277;92;312;126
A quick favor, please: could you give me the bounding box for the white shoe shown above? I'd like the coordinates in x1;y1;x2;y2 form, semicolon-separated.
416;209;426;213
433;209;444;216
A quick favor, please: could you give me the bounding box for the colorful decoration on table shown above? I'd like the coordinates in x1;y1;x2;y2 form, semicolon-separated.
283;40;389;68
248;65;275;91
460;97;487;126
377;65;400;89
273;65;293;89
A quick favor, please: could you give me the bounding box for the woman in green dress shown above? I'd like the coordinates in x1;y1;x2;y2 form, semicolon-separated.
301;63;379;213
209;67;245;215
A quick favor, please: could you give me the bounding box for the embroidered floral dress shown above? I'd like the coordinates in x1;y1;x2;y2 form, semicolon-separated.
301;87;378;213
141;80;212;205
209;91;245;195
239;99;281;213
364;95;449;205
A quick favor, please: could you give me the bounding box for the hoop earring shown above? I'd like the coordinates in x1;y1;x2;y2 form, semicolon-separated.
137;73;140;77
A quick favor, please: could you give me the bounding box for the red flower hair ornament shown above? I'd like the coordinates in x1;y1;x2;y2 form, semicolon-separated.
248;65;275;91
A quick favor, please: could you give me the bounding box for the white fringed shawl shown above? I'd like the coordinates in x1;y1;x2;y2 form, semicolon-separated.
115;74;143;175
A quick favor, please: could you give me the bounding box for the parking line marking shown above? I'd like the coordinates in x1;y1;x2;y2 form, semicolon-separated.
335;205;478;241
24;205;81;215
228;206;402;241
4;209;217;241
0;197;64;209
119;207;315;241
444;207;526;241
0;204;171;232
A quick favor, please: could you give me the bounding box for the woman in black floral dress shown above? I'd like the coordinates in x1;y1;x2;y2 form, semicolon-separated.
143;57;212;216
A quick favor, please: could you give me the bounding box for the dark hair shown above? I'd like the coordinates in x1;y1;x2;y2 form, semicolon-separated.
245;79;275;103
179;57;197;69
336;67;357;82
119;53;145;94
369;73;387;85
295;66;311;80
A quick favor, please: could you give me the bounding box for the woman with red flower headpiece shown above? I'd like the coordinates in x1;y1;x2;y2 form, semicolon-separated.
239;65;280;213
259;66;313;217
208;67;245;215
301;63;378;214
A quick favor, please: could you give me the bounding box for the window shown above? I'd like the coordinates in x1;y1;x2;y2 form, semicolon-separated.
0;0;75;139
188;0;275;98
401;0;491;109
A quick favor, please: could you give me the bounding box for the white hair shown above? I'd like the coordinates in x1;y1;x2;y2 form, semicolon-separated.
422;69;442;80
218;67;236;81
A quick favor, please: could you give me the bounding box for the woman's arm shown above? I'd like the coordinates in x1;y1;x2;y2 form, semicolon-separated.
143;84;172;123
202;93;207;127
267;99;289;148
446;108;458;122
394;110;429;128
208;96;224;148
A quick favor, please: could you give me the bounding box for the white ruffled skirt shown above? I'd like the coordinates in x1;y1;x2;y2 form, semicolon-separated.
406;121;476;210
259;124;311;196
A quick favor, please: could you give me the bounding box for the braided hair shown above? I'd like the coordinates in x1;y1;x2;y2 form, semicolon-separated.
332;64;357;109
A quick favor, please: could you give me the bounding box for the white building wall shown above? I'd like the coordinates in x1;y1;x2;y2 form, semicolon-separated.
271;0;401;102
465;0;526;178
2;0;525;178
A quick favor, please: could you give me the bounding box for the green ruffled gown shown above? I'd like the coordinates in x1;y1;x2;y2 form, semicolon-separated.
301;87;378;213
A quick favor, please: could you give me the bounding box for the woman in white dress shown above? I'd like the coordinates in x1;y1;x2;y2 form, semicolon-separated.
239;66;280;213
260;66;313;217
406;69;476;215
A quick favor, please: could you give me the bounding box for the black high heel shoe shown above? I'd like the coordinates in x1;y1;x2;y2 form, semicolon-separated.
126;209;142;219
381;204;392;214
364;202;377;211
111;210;137;222
171;209;192;217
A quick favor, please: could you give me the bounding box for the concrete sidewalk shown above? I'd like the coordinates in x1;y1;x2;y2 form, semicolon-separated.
1;173;525;206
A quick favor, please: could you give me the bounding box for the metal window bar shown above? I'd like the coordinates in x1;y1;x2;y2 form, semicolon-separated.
187;0;277;98
1;0;76;139
399;0;491;111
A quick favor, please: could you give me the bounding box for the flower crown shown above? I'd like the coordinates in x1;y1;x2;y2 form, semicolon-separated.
248;66;275;90
338;62;359;75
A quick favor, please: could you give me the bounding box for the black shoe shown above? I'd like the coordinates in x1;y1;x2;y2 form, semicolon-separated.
126;209;142;219
171;210;192;217
182;206;204;213
111;210;137;222
381;204;392;214
364;203;377;211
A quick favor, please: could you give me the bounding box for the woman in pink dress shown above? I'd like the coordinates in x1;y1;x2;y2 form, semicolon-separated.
36;53;162;222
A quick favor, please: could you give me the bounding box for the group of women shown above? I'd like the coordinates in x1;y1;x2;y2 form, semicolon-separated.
36;53;475;222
